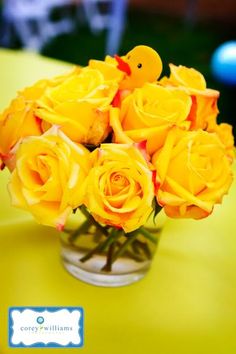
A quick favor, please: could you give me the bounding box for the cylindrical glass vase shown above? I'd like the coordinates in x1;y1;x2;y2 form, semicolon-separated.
60;211;165;287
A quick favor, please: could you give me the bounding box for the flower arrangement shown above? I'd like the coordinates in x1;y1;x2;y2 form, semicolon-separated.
0;46;234;283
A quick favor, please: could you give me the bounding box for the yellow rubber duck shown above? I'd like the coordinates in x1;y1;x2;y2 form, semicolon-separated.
114;45;163;90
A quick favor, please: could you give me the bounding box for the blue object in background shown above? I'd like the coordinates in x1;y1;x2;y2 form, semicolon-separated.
211;41;236;86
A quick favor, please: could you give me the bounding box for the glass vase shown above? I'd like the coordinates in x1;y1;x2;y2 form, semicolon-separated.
60;209;165;287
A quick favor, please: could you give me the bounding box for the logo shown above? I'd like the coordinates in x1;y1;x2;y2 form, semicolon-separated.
9;307;84;348
36;316;44;325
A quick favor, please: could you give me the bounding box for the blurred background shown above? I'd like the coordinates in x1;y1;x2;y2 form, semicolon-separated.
0;0;235;132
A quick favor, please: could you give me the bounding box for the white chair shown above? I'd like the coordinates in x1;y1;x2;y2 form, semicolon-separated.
1;0;128;55
1;0;75;50
81;0;128;55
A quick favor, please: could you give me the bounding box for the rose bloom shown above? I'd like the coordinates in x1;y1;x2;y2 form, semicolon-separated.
89;55;124;83
83;143;154;233
159;64;220;131
0;80;47;167
36;67;119;145
0;67;81;169
208;123;235;162
8;127;90;229
111;83;192;155
152;128;233;219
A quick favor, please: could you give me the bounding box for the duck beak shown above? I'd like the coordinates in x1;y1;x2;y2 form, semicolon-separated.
114;55;131;76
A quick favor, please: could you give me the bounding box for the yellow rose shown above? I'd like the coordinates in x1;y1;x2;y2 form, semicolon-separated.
209;123;235;162
36;67;119;145
152;128;233;219
89;55;124;82
83;143;154;233
0;67;81;169
111;83;192;155
8;127;90;229
0;80;47;165
160;64;220;130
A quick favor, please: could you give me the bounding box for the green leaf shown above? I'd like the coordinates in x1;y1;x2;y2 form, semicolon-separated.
152;198;162;224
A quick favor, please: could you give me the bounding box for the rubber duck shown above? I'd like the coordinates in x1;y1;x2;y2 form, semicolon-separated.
114;45;163;90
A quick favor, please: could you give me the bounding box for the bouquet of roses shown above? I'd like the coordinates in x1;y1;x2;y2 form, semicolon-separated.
0;46;234;277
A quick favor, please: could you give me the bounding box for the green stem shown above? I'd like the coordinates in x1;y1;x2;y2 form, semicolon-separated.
121;242;146;262
68;219;91;243
80;228;121;263
80;205;109;237
133;239;152;259
139;227;158;244
111;231;138;264
101;242;117;272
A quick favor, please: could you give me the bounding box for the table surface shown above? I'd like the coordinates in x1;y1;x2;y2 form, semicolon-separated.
0;49;236;354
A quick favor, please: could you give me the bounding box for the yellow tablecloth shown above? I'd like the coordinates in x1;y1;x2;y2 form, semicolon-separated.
0;49;236;354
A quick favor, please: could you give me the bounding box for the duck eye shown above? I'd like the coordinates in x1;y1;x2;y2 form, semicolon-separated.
127;55;131;59
137;63;142;69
